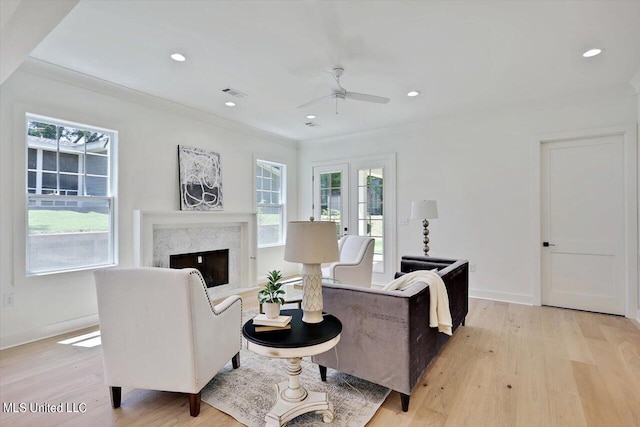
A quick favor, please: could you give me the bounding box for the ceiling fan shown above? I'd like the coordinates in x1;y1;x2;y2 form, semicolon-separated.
297;67;390;113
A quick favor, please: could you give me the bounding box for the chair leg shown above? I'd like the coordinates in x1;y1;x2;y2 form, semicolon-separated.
462;316;466;326
400;393;410;412
189;392;201;417
109;386;121;408
319;365;327;382
232;352;240;369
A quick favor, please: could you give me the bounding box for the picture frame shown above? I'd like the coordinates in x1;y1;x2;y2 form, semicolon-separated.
178;145;223;210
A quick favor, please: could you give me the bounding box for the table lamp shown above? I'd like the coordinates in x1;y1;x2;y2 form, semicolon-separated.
284;219;339;323
410;200;438;256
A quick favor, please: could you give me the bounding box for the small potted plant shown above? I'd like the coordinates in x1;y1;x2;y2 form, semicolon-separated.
259;270;285;319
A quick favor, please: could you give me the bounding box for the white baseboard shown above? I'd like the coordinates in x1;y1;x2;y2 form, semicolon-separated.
0;314;99;350
469;288;534;305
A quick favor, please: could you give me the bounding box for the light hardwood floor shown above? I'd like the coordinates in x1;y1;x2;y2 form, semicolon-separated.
1;294;639;426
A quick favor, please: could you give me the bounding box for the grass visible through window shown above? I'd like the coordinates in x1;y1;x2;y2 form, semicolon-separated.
28;210;109;234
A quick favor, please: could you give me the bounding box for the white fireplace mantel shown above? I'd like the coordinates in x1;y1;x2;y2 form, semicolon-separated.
133;210;257;289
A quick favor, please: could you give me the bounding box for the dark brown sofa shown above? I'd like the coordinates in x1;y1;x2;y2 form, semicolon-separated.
312;256;469;411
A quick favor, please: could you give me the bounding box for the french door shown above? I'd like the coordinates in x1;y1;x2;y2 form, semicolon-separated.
313;164;349;238
313;154;396;284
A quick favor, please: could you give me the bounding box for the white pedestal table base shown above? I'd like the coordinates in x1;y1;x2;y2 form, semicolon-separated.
264;356;333;426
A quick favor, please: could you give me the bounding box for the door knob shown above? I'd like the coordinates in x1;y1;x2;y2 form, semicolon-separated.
542;242;556;247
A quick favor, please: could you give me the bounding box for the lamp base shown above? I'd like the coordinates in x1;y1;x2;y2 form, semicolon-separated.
422;219;430;256
301;263;323;323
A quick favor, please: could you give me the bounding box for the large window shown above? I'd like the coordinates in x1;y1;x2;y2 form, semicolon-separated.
256;160;285;247
26;114;117;275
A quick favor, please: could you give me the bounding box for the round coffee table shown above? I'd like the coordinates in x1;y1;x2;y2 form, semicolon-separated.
242;309;342;427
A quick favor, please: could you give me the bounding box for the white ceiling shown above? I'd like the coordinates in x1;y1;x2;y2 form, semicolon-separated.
30;0;640;141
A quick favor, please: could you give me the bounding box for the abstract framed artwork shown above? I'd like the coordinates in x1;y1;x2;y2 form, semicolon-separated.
178;145;223;210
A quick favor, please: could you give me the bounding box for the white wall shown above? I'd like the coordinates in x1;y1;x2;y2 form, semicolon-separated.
0;61;298;348
298;85;638;305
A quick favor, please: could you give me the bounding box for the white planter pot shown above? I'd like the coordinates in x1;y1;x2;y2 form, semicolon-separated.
263;302;281;319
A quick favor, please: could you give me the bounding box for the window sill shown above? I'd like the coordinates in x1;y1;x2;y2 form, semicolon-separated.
26;262;118;277
258;243;286;250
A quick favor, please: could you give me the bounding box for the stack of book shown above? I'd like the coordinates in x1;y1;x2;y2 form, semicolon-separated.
252;314;292;332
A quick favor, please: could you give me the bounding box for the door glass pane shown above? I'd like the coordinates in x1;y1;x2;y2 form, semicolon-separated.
331;172;341;187
319;172;342;238
320;173;329;187
358;168;384;273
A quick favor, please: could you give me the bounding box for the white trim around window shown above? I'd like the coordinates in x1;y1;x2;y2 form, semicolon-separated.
24;113;118;276
255;159;287;248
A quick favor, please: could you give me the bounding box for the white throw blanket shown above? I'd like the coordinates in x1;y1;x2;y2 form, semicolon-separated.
382;270;453;336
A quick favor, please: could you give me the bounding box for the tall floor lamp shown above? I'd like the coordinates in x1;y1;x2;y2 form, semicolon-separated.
284;219;339;324
411;200;438;256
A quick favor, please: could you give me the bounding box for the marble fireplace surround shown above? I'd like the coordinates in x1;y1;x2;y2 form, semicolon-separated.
133;210;257;296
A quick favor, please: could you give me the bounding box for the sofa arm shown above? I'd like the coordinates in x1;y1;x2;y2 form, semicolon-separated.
399;257;469;330
439;261;468;331
312;282;427;395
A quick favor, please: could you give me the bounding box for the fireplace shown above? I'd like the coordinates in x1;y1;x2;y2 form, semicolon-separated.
170;249;229;288
134;210;258;295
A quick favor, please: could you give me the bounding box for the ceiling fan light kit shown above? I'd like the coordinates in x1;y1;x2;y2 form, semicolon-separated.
297;67;390;114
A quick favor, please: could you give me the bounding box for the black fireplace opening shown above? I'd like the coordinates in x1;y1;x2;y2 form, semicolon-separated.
170;249;229;288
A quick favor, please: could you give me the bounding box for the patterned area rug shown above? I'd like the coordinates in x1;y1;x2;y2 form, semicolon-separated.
201;309;390;426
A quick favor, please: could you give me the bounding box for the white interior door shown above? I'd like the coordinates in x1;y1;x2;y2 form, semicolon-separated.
313;164;349;238
541;134;625;315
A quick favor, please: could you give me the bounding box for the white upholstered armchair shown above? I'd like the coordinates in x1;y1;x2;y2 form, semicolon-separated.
321;235;375;287
94;267;242;417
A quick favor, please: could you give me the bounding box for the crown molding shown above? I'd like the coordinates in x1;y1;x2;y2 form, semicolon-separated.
17;58;298;148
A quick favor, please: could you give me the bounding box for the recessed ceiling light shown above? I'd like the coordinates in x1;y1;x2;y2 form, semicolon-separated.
306;115;316;119
582;48;602;58
407;90;421;97
225;101;236;107
170;53;186;62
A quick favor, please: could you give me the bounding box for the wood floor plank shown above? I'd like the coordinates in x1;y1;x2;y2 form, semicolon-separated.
559;312;597;365
2;297;639;427
586;337;640;427
571;360;625;427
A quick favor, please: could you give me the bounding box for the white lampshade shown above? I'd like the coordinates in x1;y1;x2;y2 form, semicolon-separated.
411;200;438;219
284;221;339;264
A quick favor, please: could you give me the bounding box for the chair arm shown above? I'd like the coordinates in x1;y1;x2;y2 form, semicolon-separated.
189;272;243;391
214;295;242;314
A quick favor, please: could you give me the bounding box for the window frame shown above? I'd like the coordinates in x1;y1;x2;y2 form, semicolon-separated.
256;159;286;248
24;113;118;276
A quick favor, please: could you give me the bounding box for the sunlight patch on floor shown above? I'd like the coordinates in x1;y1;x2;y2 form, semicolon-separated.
57;330;101;347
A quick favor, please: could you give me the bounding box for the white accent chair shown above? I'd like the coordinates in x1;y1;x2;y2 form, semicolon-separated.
94;267;242;417
321;235;375;287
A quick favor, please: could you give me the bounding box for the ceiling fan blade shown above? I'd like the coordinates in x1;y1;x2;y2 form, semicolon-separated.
296;93;336;109
345;91;390;104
